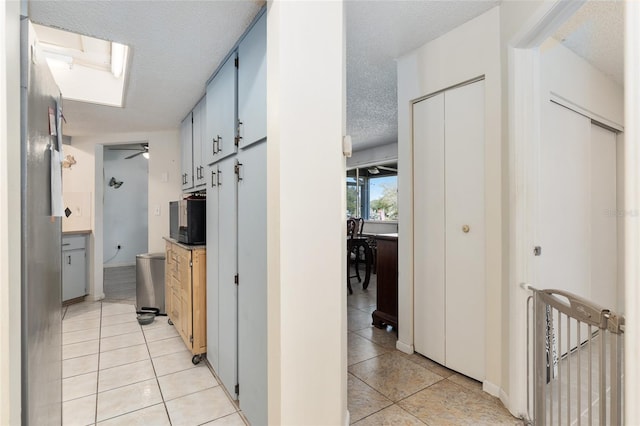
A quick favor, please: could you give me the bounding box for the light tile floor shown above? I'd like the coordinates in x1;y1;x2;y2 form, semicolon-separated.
62;301;245;426
82;268;523;425
347;271;525;425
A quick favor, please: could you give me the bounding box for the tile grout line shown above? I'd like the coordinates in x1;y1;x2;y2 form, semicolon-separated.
94;301;103;426
140;316;174;425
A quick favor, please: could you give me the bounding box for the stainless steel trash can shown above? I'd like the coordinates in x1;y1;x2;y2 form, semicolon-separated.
136;252;166;314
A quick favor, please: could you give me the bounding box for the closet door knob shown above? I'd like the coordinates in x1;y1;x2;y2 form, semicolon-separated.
462;225;470;233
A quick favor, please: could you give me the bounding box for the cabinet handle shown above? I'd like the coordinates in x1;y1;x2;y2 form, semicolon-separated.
68;255;71;265
62;243;70;246
217;170;222;186
211;170;216;187
217;136;222;153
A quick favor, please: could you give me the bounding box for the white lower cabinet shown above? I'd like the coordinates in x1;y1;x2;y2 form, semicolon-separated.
62;234;87;302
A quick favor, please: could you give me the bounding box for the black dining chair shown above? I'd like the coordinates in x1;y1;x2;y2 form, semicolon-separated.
347;217;367;294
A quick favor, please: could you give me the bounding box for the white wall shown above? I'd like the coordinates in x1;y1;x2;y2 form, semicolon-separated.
102;147;148;266
62;131;181;300
0;0;22;423
397;6;503;394
266;1;347;424
541;39;624;127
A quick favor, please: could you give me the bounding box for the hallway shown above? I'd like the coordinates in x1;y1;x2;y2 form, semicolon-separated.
347;275;522;425
62;301;245;425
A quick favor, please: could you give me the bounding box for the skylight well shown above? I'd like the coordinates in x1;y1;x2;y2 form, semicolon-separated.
33;23;130;108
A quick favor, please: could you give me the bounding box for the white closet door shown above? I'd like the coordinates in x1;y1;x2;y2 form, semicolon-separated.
206;164;220;371
217;156;238;397
413;93;446;366
412;79;485;382
237;141;267;425
444;81;485;381
590;123;617;310
538;102;591;299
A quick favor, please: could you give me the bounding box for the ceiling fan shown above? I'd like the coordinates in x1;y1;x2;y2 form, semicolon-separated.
109;143;149;159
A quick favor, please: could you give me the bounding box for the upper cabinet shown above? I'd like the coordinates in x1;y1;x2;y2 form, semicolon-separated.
237;13;266;149
193;98;206;189
181;112;194;191
206;53;238;164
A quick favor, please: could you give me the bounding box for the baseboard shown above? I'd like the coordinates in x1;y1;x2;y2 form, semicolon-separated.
396;340;414;354
344;409;350;426
103;262;135;268
90;292;105;301
482;380;501;398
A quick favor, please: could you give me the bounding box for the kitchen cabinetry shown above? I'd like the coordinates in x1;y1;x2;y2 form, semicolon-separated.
206;156;238;390
62;233;88;303
237;13;266;148
180;112;194;191
165;239;206;363
206;53;237;164
205;11;267;425
372;235;398;329
192;98;207;189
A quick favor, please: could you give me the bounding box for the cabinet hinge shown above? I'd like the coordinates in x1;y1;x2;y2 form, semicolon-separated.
235;383;239;395
234;57;239;68
234;161;243;182
234;274;239;286
190;260;193;267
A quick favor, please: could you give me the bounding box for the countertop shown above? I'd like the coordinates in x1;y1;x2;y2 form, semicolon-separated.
372;233;398;240
164;237;206;250
62;230;92;236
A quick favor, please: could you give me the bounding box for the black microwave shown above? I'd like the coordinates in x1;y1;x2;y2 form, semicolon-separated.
170;199;206;245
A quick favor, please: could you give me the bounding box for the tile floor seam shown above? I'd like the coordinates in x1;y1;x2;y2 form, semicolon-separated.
93;302;103;426
162;383;220;403
94;352;151;371
140;317;173;425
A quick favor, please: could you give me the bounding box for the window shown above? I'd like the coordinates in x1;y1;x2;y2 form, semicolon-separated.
346;162;397;221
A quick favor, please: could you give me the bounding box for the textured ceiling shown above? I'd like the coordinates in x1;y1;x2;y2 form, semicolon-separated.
29;1;263;136
346;0;499;149
29;0;499;148
553;0;624;86
30;0;623;149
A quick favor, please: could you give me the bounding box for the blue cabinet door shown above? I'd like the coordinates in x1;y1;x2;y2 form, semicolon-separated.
206;53;238;164
193;99;206;188
206;163;220;371
238;13;266;149
216;156;238;398
181;113;194;191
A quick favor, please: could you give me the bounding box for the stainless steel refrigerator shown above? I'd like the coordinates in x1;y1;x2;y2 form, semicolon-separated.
20;19;63;425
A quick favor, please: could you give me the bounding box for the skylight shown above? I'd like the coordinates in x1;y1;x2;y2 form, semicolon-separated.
32;24;130;108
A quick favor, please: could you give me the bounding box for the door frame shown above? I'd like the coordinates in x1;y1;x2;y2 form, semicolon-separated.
507;0;589;418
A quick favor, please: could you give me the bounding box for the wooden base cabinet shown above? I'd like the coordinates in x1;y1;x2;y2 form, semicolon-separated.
372;235;398;329
165;239;206;362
